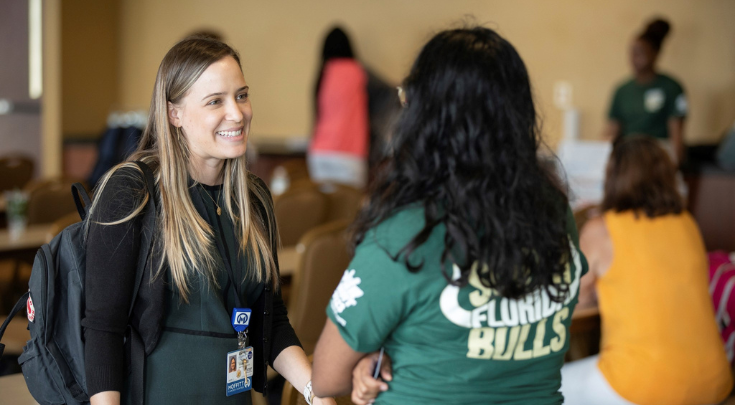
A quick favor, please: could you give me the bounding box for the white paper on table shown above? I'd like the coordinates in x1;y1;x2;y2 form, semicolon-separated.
555;140;612;210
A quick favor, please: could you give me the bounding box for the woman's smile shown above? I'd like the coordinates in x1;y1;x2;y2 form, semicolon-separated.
216;126;244;140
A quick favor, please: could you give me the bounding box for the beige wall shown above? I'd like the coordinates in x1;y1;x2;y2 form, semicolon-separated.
116;0;735;146
61;0;119;139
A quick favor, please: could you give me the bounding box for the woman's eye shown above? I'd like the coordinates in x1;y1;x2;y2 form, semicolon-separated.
207;99;221;106
237;93;249;101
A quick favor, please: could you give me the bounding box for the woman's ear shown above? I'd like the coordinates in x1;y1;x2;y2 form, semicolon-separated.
168;101;182;127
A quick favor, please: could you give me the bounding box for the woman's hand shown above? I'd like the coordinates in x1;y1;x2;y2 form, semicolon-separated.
351;351;393;405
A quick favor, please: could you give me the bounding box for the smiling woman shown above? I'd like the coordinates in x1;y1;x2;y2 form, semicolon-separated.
81;37;336;405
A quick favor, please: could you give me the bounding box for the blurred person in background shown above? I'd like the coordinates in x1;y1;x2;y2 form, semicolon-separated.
561;136;732;405
311;26;588;405
604;18;687;163
308;27;369;188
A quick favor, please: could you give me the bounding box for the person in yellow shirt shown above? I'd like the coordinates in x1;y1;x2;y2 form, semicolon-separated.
561;136;732;405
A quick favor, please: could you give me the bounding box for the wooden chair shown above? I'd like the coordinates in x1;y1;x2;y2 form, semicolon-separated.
319;183;363;224
281;355;355;405
0;156;34;192
287;220;352;355
566;306;601;361
273;184;328;247
277;159;311;184
25;178;85;226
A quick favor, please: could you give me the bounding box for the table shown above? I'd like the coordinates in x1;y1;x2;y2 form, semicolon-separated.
0;224;51;313
0;373;38;404
0;224;51;263
0;224;51;253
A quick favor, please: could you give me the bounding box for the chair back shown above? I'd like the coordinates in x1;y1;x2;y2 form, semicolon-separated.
274;184;328;247
278;159;310;184
26;178;84;225
320;183;363;223
288;220;352;355
0;155;34;192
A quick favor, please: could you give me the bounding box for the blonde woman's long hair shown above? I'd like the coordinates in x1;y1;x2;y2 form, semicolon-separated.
88;37;278;301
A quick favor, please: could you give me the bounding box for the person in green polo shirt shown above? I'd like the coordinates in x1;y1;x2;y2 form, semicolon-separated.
605;18;687;162
311;26;588;405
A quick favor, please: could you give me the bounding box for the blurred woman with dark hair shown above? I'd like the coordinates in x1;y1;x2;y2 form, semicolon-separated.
604;18;687;162
562;136;732;405
310;26;588;405
308;27;369;188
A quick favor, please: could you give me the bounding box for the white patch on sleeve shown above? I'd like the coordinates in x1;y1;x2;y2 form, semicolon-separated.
330;269;364;326
676;94;688;115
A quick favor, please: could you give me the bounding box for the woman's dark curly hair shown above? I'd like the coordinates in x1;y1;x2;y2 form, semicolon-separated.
351;26;571;302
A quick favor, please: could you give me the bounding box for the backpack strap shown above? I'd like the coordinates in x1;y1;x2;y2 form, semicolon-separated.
71;183;93;221
0;291;30;357
128;161;157;405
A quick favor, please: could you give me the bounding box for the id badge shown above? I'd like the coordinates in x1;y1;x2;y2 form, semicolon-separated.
226;347;254;396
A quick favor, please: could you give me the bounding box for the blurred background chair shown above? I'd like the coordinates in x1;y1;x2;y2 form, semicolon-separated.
274;183;329;248
288;220;352;355
25;178;84;226
0;156;34;193
320;184;363;224
566;205;602;362
278;159;311;185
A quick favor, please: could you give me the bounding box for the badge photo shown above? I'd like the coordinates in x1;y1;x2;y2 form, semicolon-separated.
226;349;252;396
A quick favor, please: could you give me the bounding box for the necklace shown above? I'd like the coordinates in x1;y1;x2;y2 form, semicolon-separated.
200;184;222;216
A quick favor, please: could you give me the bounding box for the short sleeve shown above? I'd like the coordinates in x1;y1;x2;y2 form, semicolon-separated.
666;81;687;118
608;85;625;122
326;234;411;353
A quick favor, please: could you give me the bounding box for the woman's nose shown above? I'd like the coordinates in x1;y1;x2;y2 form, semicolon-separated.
225;99;243;123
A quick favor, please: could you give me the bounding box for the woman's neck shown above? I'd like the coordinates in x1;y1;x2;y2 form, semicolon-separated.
189;158;224;186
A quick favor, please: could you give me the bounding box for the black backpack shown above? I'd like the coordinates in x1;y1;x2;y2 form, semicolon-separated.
0;161;157;405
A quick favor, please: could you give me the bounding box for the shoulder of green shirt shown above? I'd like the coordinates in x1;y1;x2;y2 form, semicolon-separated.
361;203;427;253
616;77;638;92
656;73;684;91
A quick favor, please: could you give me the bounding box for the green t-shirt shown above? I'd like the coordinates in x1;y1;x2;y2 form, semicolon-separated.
326;206;588;405
608;73;687;139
